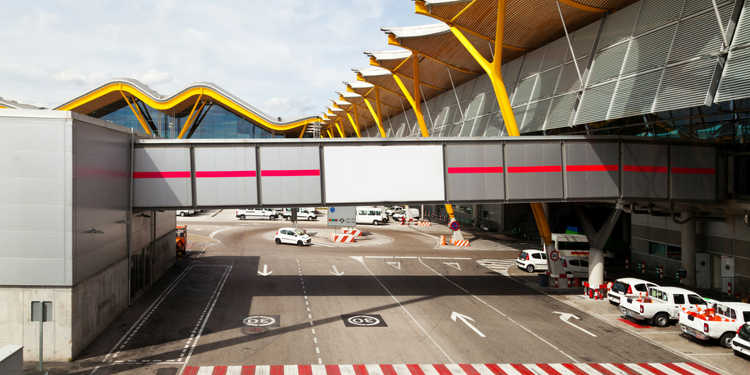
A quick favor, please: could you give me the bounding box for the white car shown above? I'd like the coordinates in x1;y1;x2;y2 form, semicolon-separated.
386;206;404;215
176;210;195;217
560;256;589;278
733;323;750;358
516;249;548;273
236;208;278;220
607;278;659;305
274;228;312;246
281;208;317;221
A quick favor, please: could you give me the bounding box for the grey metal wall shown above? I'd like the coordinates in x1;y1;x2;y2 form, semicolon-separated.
259;146;322;206
446;144;504;201
195;147;257;206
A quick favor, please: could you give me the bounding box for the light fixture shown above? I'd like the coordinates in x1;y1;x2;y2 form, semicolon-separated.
86;228;105;234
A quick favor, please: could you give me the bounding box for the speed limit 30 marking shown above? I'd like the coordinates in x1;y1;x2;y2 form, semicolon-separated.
242;315;280;327
341;314;388;327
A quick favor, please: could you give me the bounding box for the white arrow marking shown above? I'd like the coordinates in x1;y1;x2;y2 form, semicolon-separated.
451;311;486;337
443;262;461;270
553;312;597;337
257;264;273;276
330;265;345;276
387;261;401;270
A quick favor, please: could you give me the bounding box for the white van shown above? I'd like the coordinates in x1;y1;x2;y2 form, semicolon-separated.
551;233;613;264
356;207;385;225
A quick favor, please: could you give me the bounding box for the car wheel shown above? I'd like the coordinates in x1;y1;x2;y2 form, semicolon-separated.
240;215;246;220
275;238;281;244
653;313;669;327
271;215;276;220
720;332;735;349
526;264;535;273
180;212;186;217
374;220;380;226
297;240;303;246
308;217;313;221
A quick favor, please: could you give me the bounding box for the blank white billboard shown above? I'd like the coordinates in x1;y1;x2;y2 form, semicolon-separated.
323;145;445;203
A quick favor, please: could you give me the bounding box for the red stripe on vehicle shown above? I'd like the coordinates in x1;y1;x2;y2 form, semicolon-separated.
270;365;284;375
535;364;561;374
672;167;715;175
196;170;256;178
448;167;503;174
261;169;320;177
510;364;535;375
325;365;342;375
637;363;667;375
132;171;191;178
298;366;312;375
684;363;723;375
507;166;562;173
560;364;590;375
406;364;425;375
352;365;369;375
483;364;508;375
459;364;481;375
622;165;668;173
566;164;618;172
212;366;228;375
241;365;256;375
433;364;453;375
379;365;398;375
587;364;616;375
662;363;697;375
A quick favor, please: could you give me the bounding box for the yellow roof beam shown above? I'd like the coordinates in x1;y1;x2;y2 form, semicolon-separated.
177;93;205;139
388;34;480;75
120;89;151;134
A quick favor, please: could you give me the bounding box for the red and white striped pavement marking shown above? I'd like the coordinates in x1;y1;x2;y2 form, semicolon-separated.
330;233;355;243
341;228;363;236
417;221;432;226
182;362;721;375
453;240;470;247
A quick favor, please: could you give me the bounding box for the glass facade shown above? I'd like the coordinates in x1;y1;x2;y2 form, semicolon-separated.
87;98;282;139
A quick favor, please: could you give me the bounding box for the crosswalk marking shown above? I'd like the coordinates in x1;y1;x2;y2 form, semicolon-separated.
476;259;517;276
182;363;721;375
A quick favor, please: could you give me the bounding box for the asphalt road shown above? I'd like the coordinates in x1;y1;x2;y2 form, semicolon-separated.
34;210;738;375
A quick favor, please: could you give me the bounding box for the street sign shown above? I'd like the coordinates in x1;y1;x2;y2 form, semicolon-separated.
550;250;560;262
449;221;460;231
327;206;356;227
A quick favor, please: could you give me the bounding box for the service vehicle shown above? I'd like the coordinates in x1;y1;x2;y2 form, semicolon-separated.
176;210;195;217
679;301;750;348
607;278;659;305
386;206;403;216
274;227;312;246
356;207;385;225
619;286;710;327
280;208;317;221
732;322;750;358
559;256;589;278
392;208;420;221
176;225;187;258
516;249;548;273
236;208;278;220
551;233;614;264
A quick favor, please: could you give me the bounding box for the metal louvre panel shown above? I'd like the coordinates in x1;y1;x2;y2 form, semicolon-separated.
544;93;578;130
682;0;718;17
608;70;662;119
520;99;551;133
536;66;563;100
668;4;732;64
512;105;527;129
588;42;630;85
569;19;603;61
653;58;718;112
464;94;485;121
633;0;684;36
597;1;641;48
715;48;750;102
519;47;546;81
555;58;586;94
473;74;492;95
729;0;750;47
502;57;524;83
621;24;677;76
485;111;504;136
512;75;538;106
541;37;569;71
575;81;617;125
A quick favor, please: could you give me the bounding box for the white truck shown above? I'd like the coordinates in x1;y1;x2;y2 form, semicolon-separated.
619;286;711;327
678;301;750;348
236;208;278;220
280;208;317;221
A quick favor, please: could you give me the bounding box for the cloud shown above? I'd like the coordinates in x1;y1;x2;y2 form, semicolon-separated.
131;69;172;85
262;96;315;115
50;69;112;85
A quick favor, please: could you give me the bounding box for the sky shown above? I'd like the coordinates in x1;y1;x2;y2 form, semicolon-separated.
0;0;432;118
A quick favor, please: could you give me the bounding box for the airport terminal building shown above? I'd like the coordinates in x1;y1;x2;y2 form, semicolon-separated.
1;0;750;362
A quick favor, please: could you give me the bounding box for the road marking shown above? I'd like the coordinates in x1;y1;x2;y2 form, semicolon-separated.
91;265;194;374
418;257;577;363
179;265;232;374
476;259;516;276
554;312;597;337
209;227;231;239
330;265;345;276
258;264;273;276
387;261;401;270
297;259;322;365
443;262;461;270
352;256;455;364
450;312;485;337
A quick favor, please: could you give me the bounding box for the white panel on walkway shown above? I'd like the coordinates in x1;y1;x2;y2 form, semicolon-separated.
195;147;257;206
133;148;191;208
323;145;445;203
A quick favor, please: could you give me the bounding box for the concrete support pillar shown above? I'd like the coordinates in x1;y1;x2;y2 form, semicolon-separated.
681;214;697;287
473;204;481;228
575;205;622;292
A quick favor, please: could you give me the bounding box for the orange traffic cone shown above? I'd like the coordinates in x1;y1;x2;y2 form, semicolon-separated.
439;235;446;245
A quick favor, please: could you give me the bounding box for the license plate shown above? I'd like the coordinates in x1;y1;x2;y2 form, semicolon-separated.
625;310;635;317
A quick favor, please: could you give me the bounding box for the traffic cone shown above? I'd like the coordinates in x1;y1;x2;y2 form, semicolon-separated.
439;235;446;245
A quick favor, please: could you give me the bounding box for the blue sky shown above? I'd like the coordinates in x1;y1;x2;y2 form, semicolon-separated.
0;0;431;117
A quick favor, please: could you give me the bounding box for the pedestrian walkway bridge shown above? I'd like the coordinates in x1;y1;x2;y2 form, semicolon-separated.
133;136;716;210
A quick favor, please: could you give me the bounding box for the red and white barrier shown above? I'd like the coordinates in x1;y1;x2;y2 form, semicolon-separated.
584;281;609;299
439;235;446;246
330;233;355;243
546;273;570;289
454;240;470;247
417;221;431;226
341;228;362;236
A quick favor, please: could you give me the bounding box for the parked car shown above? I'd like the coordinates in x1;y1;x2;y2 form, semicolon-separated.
607;278;659;305
559;256;589;278
733;322;750;358
392;208;420;221
516;249;548;273
281;208;317;221
274;227;312;246
176;210;195;217
236;208;278;220
620;286;711;327
386;206;404;215
679;301;750;348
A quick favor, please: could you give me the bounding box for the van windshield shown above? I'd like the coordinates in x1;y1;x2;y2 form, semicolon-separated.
557;241;590;250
